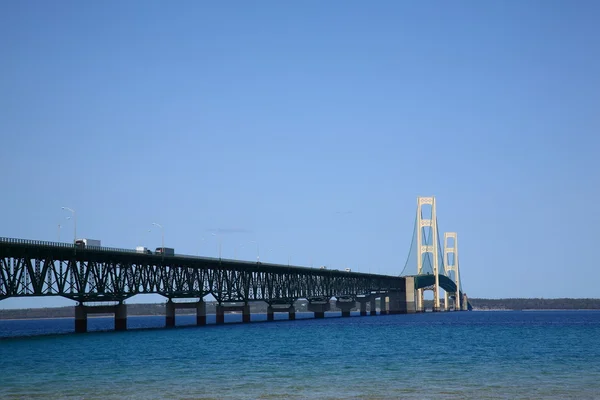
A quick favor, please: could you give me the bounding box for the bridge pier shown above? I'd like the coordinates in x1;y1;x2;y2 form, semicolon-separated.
267;306;274;321
308;299;330;318
356;295;372;316
370;298;377;316
336;298;355;317
461;294;469;311
267;304;295;321
387;292;401;314
165;300;206;327
197;301;207;325
75;304;87;333
216;303;251;324
166;300;176;327
75;302;127;333
379;295;388;315
397;277;417;314
115;302;127;331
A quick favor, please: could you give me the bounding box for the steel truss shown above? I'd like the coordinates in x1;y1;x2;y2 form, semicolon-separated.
0;240;404;304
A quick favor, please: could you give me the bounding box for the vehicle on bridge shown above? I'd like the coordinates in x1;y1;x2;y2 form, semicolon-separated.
155;247;175;256
135;246;152;254
75;238;101;248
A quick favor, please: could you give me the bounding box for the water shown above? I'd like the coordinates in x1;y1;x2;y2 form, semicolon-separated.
1;311;599;399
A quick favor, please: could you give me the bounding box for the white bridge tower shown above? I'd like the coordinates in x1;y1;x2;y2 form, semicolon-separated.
416;196;440;312
443;232;461;311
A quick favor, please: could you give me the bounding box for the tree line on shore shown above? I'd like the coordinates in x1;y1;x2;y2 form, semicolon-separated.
468;298;600;310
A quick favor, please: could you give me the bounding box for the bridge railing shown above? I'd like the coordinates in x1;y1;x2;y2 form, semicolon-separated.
0;237;76;249
0;237;294;266
0;237;143;255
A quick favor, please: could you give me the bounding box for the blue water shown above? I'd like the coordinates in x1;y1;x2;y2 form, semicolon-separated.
1;311;599;399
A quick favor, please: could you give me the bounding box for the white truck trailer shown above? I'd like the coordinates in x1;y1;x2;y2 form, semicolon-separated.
75;238;101;248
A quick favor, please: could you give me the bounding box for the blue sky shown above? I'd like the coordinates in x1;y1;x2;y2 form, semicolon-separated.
1;1;599;308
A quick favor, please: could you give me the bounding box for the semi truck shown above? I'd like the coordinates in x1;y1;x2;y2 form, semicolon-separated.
75;238;101;248
155;247;175;256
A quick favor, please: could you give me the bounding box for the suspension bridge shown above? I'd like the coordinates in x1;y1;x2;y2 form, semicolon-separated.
0;196;470;333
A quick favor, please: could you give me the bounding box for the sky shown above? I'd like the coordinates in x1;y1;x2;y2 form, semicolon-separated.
1;1;599;308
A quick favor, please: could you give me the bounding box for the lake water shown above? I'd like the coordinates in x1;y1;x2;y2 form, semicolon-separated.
1;310;599;399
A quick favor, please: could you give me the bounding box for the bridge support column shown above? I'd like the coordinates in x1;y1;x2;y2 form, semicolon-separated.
166;300;176;327
216;305;225;324
115;302;127;331
216;303;249;323
379;295;388;315
75;304;87;333
267;306;274;321
196;301;206;326
360;301;367;316
398;277;417;314
166;299;206;327
444;292;450;312
461;294;468;311
242;304;251;323
356;296;371;316
308;300;330;319
75;302;128;333
336;299;355;317
387;292;401;315
267;304;294;321
416;290;425;313
370;298;377;316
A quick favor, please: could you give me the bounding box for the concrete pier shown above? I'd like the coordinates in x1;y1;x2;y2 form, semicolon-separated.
370;298;377;316
379;295;388;315
267;305;295;321
461;294;469;311
115;302;127;330
399;277;417;314
267;306;274;321
75;304;87;333
356;295;372;316
216;303;251;324
165;300;206;327
75;302;127;333
336;298;355;317
308;299;330;318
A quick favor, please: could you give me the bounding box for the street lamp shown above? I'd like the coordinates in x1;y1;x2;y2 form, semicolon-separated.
152;222;164;252
249;240;260;262
57;224;61;242
61;207;76;243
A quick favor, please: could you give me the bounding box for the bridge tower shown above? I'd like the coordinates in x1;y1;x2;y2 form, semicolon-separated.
443;232;461;311
416;196;440;312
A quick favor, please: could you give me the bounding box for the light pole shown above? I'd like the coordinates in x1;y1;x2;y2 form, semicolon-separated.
61;207;76;243
211;232;221;259
57;224;61;242
152;222;164;252
249;240;260;262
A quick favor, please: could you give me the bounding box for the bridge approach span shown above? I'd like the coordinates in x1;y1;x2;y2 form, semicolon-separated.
0;237;405;303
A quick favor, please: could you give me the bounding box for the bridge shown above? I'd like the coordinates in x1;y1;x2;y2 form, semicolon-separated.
0;196;471;333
